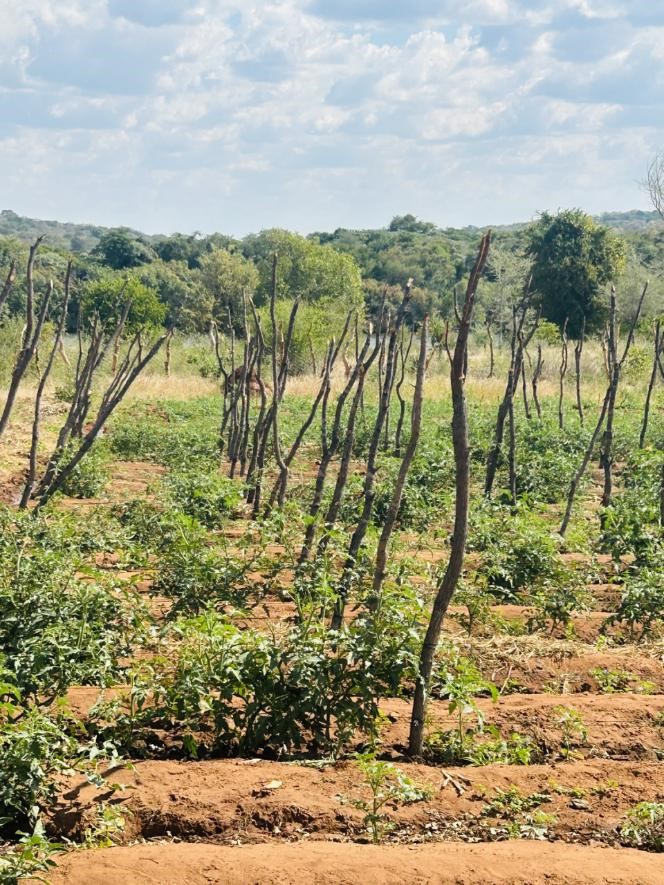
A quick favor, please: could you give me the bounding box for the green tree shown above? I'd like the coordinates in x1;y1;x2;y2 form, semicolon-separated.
81;274;165;332
388;214;437;234
137;260;210;332
526;210;628;336
243;229;363;308
199;248;259;327
92;228;156;271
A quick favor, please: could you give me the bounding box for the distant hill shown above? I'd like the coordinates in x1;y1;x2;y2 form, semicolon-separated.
596;210;663;231
1;208;662;255
0;210;143;253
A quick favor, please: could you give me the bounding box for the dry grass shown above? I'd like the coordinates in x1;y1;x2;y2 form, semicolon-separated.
127;373;218;401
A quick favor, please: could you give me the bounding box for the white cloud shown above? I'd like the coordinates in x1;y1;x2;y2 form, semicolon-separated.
0;0;660;232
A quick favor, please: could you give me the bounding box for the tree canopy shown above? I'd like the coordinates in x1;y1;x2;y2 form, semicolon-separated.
526;210;628;337
92;228;156;271
244;229;363;308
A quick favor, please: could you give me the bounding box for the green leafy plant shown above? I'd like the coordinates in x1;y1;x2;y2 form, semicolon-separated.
619;802;664;852
480;785;555;840
0;514;143;697
553;706;588;759
0;830;62;884
603;564;664;640
589;667;634;693
349;753;431;843
91;604;419;760
57;442;110;498
527;575;590;634
161;468;242;528
433;650;498;752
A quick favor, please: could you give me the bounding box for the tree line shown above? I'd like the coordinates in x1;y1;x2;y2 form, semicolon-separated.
0;209;660;349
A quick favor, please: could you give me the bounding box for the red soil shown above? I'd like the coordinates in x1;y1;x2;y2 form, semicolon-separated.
36;840;663;884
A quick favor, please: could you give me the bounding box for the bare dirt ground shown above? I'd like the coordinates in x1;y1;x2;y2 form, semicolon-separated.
34;841;664;885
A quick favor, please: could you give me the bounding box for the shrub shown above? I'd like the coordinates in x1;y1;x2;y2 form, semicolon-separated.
619;802;664;852
469;503;561;600
92;603;419;760
162;468;242;528
154;515;260;614
348;753;431;843
0;511;142;696
603;563;664;641
57;443;110;498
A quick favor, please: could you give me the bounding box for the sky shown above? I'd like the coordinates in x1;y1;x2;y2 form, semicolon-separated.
0;0;662;236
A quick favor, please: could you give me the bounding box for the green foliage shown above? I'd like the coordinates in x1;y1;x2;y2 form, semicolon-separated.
427;648;498;761
603;562;664;640
589;667;634;693
0;706;82;835
350;752;431;843
162;469;242;528
315;223;456;316
465;728;538;766
245;229;363;309
81;273;166;332
619;802;664;852
0;831;62;884
553;706;588;758
153;515;260;614
515;418;590;504
480;786;555;840
199;247;259;326
92;228;156;270
528;575;590;634
108;399;220;467
372;445;453;531
469;504;561;601
92;606;419;759
600;451;663;562
527;209;628;335
137;260;209;332
0;508;142;696
451;581;497;636
56;442;110;499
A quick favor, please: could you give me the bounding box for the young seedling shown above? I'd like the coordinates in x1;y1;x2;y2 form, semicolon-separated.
347;752;431;844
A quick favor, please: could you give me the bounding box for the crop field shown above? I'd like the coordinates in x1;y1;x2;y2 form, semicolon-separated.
1;234;663;884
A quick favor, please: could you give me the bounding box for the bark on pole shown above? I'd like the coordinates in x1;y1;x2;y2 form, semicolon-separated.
370;315;428;610
558;317;568;430
486;318;494;379
21;264;71;508
331;284;412;629
0;238;50;438
484;288;537;498
266;311;352;511
639;319;661;449
574;317;585;426
36;330;170;508
531;344;544;420
394;327;414;456
559;281;648;535
0;259;16;315
409;232;490;758
600;282;648;508
298;326;377;566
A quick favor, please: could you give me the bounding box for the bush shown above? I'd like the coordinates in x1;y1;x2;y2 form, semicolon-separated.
603;562;664;640
515;419;589;504
154;515;259;614
619;802;664;852
93;601;420;760
0;509;141;696
469;503;561;600
58;443;110;498
162;468;242;528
